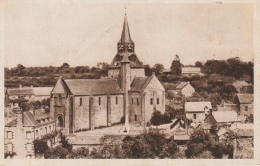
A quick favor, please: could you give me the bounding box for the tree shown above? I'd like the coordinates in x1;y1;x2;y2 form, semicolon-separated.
150;110;164;126
170;55;182;75
33;139;48;154
195;61;203;67
61;63;70;68
144;64;153;76
152;63;164;76
44;146;69;159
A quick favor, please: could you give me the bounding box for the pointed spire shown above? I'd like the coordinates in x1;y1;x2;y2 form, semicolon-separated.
119;13;132;43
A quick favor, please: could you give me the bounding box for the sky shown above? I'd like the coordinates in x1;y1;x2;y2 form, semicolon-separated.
4;1;254;68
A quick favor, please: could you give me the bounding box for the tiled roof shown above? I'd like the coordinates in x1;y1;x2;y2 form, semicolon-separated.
185;102;212;112
233;81;251;88
64;78;123;95
236;93;253;104
32;87;53;96
5;111;40;127
182;67;201;73
5;119;17;127
212;111;239;123
174;134;190;140
176;82;189;89
34;109;51;120
130;76;153;91
7;88;34;96
23;111;39;126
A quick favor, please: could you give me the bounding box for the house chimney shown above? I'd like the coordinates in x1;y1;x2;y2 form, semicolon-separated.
30;85;33;89
13;107;23;127
19;84;22;89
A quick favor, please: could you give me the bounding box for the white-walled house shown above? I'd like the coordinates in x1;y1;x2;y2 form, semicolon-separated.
176;82;195;97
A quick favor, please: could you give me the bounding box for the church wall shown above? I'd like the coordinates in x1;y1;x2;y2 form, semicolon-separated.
130;68;145;82
128;92;142;123
73;96;90;132
144;77;165;123
51;94;67;131
93;95;108;128
110;95;124;124
108;68;120;79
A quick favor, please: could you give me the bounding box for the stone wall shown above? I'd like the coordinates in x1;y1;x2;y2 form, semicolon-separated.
186;112;205;124
239;103;253;116
128;92;142;123
93;95;108;128
110;95;124;124
73;96;90;131
130;68;145;82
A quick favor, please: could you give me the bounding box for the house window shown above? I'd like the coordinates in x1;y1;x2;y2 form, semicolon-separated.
45;127;47;134
49;126;51;132
116;96;118;104
40;129;43;136
245;106;248;111
36;130;38;138
137;98;139;105
98;97;101;105
150;98;153;105
157;98;159;104
193;114;197;119
13;102;15;106
7;143;13;152
26;143;32;152
53;124;55;131
26;131;31;139
132;98;134;105
80;98;82;106
7;131;12;139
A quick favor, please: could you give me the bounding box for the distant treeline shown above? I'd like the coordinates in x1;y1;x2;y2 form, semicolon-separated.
4;56;253;88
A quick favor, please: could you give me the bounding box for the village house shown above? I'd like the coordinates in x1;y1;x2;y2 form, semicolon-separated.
5;85;53;110
6;86;35;110
176;82;195;97
234;93;253;122
181;67;202;77
185;101;212;127
50;14;165;135
232;80;252;93
4;108;56;159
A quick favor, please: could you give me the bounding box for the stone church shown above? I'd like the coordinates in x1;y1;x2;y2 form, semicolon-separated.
50;14;165;135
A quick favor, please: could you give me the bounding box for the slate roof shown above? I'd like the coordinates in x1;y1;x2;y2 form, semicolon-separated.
23;111;39;126
64;78;123;96
212;111;239;123
7;88;34;96
130;76;154;92
185;102;212;112
5;111;39;127
5;119;17;127
32;87;53;96
236;94;253;104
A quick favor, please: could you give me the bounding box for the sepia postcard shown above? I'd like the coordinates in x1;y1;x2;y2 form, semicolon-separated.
1;0;260;165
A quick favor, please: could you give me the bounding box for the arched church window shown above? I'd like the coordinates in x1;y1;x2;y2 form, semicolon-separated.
157;98;159;104
150;98;153;105
99;97;101;106
116;96;118;104
58;116;64;127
